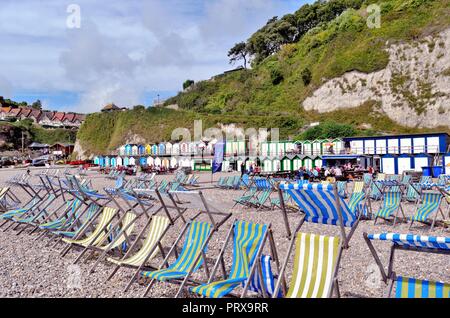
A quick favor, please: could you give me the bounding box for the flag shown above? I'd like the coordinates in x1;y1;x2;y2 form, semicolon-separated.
212;141;225;174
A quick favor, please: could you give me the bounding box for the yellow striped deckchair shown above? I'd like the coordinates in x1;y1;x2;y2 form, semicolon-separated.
395;277;450;298
353;181;364;194
99;212;137;251
410;192;443;230
377;174;386;181
62;207;117;247
284;233;340;298
108;216;170;267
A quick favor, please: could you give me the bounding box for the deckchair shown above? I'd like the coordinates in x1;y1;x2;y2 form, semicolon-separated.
279;183;360;246
216;177;226;188
189;220;277;298
0;187;21;212
420;176;432;184
406;183;421;203
363;173;373;186
401;174;412;186
337;181;347;198
410;192;444;231
248;189;272;210
364;233;450;298
374;192;405;226
140;220;213;297
60;206;118;257
106;215;171;290
233;188;257;208
0;197;40;223
274;232;341;298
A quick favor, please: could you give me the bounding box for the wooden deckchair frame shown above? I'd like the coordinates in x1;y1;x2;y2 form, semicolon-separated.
363;232;450;298
409;191;445;231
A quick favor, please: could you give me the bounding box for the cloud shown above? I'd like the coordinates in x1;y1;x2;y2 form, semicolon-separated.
0;76;13;99
0;0;305;112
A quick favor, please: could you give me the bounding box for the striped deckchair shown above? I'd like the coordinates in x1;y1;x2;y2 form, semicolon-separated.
247;255;280;297
51;203;100;239
61;207;118;256
363;173;373;186
249;189;272;210
406;183;421;202
274;233;341;298
141;220;212;297
107;215;171;290
0;197;39;222
420;176;432;184
369;181;383;201
189;220;270;298
364;233;450;298
337;181;347;198
410;192;444;231
394;277;449;298
38;199;82;232
233;188;257;208
401;174;412;186
279;183;359;247
374;192;404;226
353;181;365;194
216;177;226;188
377;174;386;181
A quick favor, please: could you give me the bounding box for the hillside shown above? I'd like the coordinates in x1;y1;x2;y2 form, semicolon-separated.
76;0;450;157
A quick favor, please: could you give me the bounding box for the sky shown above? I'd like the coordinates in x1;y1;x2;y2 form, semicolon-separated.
0;0;309;113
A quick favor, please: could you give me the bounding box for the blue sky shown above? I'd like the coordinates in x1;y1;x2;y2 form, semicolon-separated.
0;0;310;113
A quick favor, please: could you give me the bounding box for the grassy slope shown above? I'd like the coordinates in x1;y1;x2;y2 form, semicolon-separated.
78;0;450;155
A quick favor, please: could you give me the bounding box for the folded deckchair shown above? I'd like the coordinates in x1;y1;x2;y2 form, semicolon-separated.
189;220;274;298
364;233;450;298
140;220;213;297
410;192;444;231
374;192;405;226
274;232;341;298
107;215;171;290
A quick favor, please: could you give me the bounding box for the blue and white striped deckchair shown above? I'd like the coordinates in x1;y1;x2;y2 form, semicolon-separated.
36;199;82;232
410;192;443;231
374;192;404;226
280;183;359;246
0;197;39;221
247;255;281;298
337;181;347;198
363;173;373;186
141;221;212;297
190;221;269;298
364;233;450;298
52;203;100;239
420;176;432;184
401;174;412;186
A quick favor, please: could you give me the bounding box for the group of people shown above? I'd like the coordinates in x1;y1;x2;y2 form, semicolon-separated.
297;163;376;181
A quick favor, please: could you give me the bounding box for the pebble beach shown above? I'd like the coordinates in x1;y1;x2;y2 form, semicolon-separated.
0;168;449;298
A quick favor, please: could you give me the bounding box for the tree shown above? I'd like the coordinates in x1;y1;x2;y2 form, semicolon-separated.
133;105;146;111
301;68;312;86
183;79;195;91
228;42;250;69
31;99;42;110
301;121;356;140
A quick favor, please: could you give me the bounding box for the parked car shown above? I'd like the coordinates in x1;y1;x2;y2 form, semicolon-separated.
32;155;50;167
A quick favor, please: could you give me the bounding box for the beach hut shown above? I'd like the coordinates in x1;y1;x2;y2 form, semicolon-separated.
151;145;158;156
302;156;313;170
281;156;292;171
222;160;230;172
154;157;162;167
272;159;281;172
189;142;197;156
125;145;132;156
397;154;414;175
162;158;170;168
445;153;450;175
138;145;146;156
245;159;256;171
302;141;313;156
381;154;398;175
180;142;189;155
172;143;180;156
145;144;152;155
312;140;323;156
104;157;111;167
98;156;105;167
166;143;173;156
179;157;191;168
93;156;100;166
313;157;323;169
129;157;136;166
159;144;166;156
116;156;123;167
139;157;147;166
123;157;130;166
147;157;154;166
236;157;245;172
170;157;178;168
119;145;126;156
260;142;269;157
292;156;302;171
262;157;272;173
413;154;432;172
131;146;138;156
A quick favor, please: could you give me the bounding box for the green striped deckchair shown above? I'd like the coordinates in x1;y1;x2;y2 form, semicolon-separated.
410;192;443;231
141;220;212;297
394;277;450;298
406;183;421;202
401;174;412;186
52;204;100;239
233;188;257;207
363;173;373;186
189;221;269;298
337;181;347;198
374;192;405;226
107;215;171;288
216;177;225;188
0;197;39;221
271;191;291;210
275;233;341;298
225;176;235;189
157;179;169;193
38;199;82;232
249;189;272;210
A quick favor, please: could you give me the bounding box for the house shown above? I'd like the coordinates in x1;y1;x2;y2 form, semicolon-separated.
51;112;65;127
19;108;32;120
50;143;74;157
62;113;76;128
28;109;42;123
39;111;56;127
101;103;121;113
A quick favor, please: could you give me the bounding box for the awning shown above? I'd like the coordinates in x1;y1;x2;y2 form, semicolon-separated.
322;155;363;160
